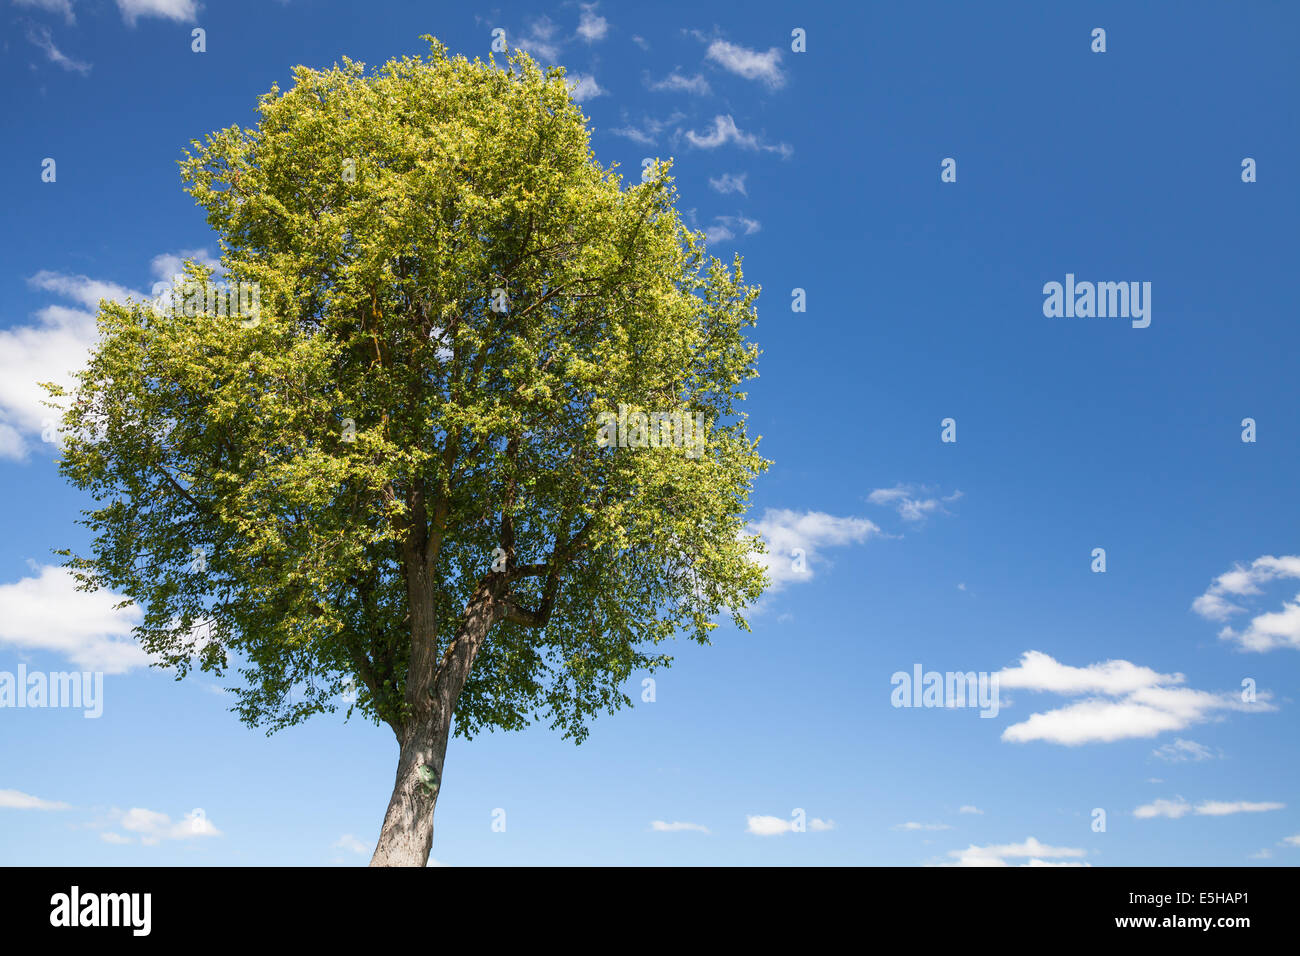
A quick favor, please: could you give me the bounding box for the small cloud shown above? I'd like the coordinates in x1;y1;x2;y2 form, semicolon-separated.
1192;556;1300;652
649;70;710;95
894;822;952;831
100;832;132;844
707;172;747;195
1152;738;1216;763
746;814;833;836
24;23;90;75
1135;797;1284;819
116;0;199;27
684;114;791;157
747;508;882;590
959;805;983;815
704;213;760;244
650;820;710;833
116;806;221;842
943;836;1088;867
867;484;962;523
333;834;369;855
0;788;71;811
576;3;608;43
567;73;604;102
705;39;786;89
1249;849;1272;860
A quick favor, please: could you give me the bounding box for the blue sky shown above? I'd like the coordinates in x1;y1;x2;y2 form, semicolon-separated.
2;0;1298;866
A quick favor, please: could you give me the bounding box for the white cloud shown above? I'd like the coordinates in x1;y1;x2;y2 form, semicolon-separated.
14;0;75;23
1135;798;1284;819
745;814;834;836
868;484;962;522
576;3;607;43
1193;555;1300;652
943;836;1088;867
704;214;760;244
1250;848;1272;860
959;805;983;815
113;806;221;844
1134;797;1192;819
607;112;684;146
513;16;562;61
747;508;881;589
1282;835;1300;847
0;565;147;673
0;788;71;810
333;834;369;854
116;0;198;26
148;248;221;284
100;832;132;844
649;71;710;95
650;820;709;833
996;651;1268;746
684;114;791;157
894;822;952;831
705;39;786;89
1195;800;1284;816
707;172;747;195
24;23;90;74
567;74;604;102
1152;738;1216;762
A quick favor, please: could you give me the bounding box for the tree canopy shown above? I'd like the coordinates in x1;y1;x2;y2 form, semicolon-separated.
51;40;768;759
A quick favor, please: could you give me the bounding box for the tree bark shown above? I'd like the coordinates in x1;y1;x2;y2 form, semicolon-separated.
368;709;450;866
369;577;505;866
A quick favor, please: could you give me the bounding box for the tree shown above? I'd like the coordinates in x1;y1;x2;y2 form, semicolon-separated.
49;39;768;867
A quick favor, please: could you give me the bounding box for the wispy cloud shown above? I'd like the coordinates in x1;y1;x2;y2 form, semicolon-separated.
116;0;199;27
0;788;72;811
1152;738;1217;762
102;806;221;845
868;484;962;522
942;836;1088;867
650;820;710;833
648;70;710;95
684;114;791;158
704;213;760;244
894;822;952;831
24;23;90;74
705;39;786;89
746;814;834;836
333;834;369;855
707;172;747;195
1135;798;1284;819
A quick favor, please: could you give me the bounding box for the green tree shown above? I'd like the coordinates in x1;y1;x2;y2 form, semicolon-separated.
50;40;768;866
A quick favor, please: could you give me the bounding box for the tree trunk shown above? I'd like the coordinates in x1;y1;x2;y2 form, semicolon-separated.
369;578;504;866
368;710;450;866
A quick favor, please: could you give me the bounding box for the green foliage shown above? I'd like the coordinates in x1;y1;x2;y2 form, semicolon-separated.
51;39;768;743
